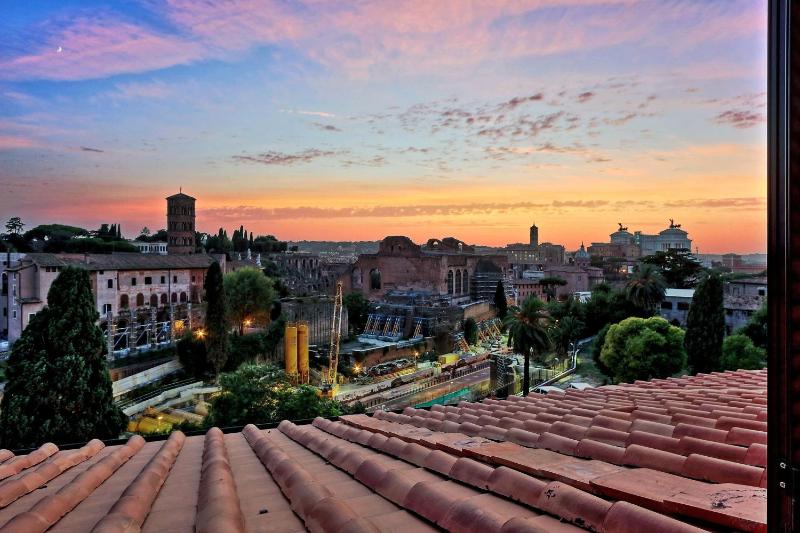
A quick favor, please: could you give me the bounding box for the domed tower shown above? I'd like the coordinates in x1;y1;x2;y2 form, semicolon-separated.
575;242;590;267
166;191;196;255
529;223;539;248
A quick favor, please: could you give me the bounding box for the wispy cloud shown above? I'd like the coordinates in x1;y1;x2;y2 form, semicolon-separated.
312;122;342;132
231;148;339;166
80;146;104;153
712;109;765;129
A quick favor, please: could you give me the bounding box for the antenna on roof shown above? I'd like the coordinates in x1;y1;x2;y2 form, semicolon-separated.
179;186;182;193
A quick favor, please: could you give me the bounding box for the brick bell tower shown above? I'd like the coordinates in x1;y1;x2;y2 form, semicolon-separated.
166;190;196;255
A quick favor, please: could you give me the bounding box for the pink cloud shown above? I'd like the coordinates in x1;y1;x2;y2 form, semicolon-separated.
0;135;41;150
0;0;766;82
0;15;203;81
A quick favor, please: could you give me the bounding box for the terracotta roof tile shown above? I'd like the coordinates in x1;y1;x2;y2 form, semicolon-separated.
0;368;767;532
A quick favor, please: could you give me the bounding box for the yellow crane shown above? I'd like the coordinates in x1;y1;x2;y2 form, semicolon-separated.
321;281;343;398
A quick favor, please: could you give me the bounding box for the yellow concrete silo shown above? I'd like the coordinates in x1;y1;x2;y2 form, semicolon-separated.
284;322;298;377
297;321;309;384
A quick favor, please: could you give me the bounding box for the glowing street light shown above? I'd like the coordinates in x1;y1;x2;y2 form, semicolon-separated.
195;329;206;339
244;318;252;327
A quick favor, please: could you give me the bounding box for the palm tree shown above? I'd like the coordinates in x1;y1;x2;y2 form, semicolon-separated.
625;263;666;313
504;296;553;396
551;315;584;355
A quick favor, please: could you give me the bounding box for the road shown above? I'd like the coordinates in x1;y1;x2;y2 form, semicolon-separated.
377;367;490;411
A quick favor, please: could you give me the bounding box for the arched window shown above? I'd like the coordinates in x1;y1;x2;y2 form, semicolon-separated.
180;292;187;303
120;294;129;309
171;292;178;303
160;293;168;305
447;270;454;294
150;294;158;307
462;270;469;294
455;270;462;294
135;293;145;307
369;269;381;290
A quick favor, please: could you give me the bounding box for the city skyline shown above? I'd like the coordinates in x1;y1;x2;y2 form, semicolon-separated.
1;1;767;253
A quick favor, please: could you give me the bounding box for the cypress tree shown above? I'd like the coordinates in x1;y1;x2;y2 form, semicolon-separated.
0;267;126;448
684;272;725;373
204;261;229;376
494;280;508;319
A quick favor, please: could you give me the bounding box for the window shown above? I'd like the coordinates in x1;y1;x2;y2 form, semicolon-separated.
144;277;152;285
136;293;145;307
98;270;104;275
107;279;113;289
28;312;36;322
191;275;196;283
150;294;158;307
131;277;137;286
12;310;16;319
173;275;178;283
120;294;129;308
180;292;187;303
661;301;673;310
758;289;765;296
161;276;166;284
102;303;112;314
677;302;690;311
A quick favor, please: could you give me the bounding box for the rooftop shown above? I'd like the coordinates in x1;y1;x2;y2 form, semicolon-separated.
22;253;216;272
0;369;766;532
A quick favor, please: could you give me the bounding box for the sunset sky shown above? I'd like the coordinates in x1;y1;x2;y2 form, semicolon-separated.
1;0;767;253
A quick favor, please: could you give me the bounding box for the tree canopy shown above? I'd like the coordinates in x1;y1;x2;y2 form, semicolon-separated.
224;268;276;333
720;334;766;371
206;364;342;427
0;267;126;448
204;261;229;376
463;317;479;345
600;316;686;383
640;249;704;288
625;263;666;312
736;298;767;350
494;280;508;319
684;272;725;374
504;296;552;395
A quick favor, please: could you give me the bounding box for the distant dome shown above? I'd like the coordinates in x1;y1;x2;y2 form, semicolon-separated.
576;243;589;258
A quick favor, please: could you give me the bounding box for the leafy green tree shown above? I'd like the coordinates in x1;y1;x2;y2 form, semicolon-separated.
4;216;24;235
504;296;553;396
224;267;276;333
551;315;584;355
600;316;687;383
207;363;341;427
343;292;370;335
494;281;508;319
737;299;767;349
625;263;666;313
0;267;126;448
591;323;613;377
177;334;209;380
463;317;479;345
539;277;567;301
720;334;766;371
204;261;229;376
641;249;704;288
684;273;725;373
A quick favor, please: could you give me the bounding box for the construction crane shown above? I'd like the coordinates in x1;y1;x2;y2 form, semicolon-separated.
321;281;343;398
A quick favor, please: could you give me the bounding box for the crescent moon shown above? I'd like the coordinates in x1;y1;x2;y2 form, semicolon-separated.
57;46;62;53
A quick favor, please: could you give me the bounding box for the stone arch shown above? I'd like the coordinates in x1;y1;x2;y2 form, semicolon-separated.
351;268;363;289
180;292;188;303
136;293;145;307
120;294;129;309
447;270;454;294
171;292;178;303
160;293;168;305
150;294;158;307
462;270;469;294
455;270;462;294
369;268;381;290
